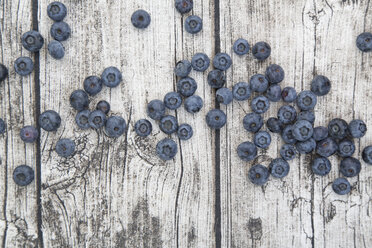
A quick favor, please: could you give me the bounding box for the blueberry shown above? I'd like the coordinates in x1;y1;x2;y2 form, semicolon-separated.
191;53;210;72
135;119;152;137
296;91;317;111
164;92;182;110
332;178;351;195
184;95;203;113
51;21;71;41
254;131;271;149
177;124;193;140
177;77;197;97
296;138;316;154
20;126;39;143
250;74;268;93
75;110;90;129
105;116;126;138
88;110;106;129
0;119;5;134
266;84;282;102
312;157;331;176
206;109;226;129
156;138;178;161
21;30;44;52
14;57;34;76
316;137;338;157
216;87;233;105
48;40;65;59
348;119;367;138
174;60;192;77
39;110;61;131
280;144;297;161
83;76;103;96
281;87;297;102
232;82;251;101
0;64;8;83
340;157;361;177
96;100;110;114
101;66;122;88
184;15;202;34
297;110;315;124
243;113;263;133
131;10;151;29
338;139;355;158
159;115;178;134
269;158;290;178
233;38;250;55
175;0;193;14
356;32;372;52
56;138;75;158
252;41;271;61
248;164;269;185
237;142;257;161
311;75;331;96
207;69;226;89
251;96;270;114
328;118;348;140
277;105;297;124
213;53;232;71
292;120;313;141
313;126;328;141
281;125;296;144
47;2;67;21
266;117;283;133
362;146;372;165
13;165;34;186
265;64;284;84
70;90;89;111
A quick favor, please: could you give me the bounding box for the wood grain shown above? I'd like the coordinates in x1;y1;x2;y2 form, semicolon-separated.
38;0;216;247
0;0;39;247
219;0;372;247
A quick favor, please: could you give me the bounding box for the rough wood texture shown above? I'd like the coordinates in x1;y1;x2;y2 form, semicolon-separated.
0;0;371;247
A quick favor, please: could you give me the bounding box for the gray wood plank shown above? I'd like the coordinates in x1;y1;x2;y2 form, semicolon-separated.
0;0;39;247
219;0;372;247
38;0;216;247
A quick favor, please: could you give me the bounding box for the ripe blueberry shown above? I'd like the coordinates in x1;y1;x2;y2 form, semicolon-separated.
207;69;226;89
292;120;313;141
175;0;193;14
20;126;38;143
312;157;331;176
266;117;283;133
101;66;122;88
174;60;192;78
47;2;67;21
96;100;110;114
164;92;182;110
177;123;193;140
266;84;282;102
185;15;202;34
147;100;165;120
348;119;367;138
135;119;152;137
254;131;271;149
338;139;355;158
280;144;297;161
248;164;269;185
250;74;268;93
281;87;297;102
48;40;65;59
281;125;296;144
297;110;315;124
156;138;178;161
51;21;71;41
332;178;351;195
56;138;75;158
269;158;290;178
237;141;257;161
216;87;233;105
328;118;348;140
311;75;331;96
277;105;297;124
243;113;263;133
21;30;44;52
75;110;90;129
316;137;338;157
177;77;197;97
296;138;316;154
88;110;106;129
233;38;250;55
131;10;151;29
191;53;210;72
83;76;103;96
39;110;61;131
232;82;251;101
313;126;328;141
14;57;34;76
362;146;372;165
251;96;270;114
356;32;372;52
265;64;284;84
0;64;8;83
105;116;126;138
159;115;178;134
70;90;89;111
340;157;361;177
13;165;34;186
252;42;271;61
184;95;203;113
213;53;232;71
206;109;226;129
296;91;317;111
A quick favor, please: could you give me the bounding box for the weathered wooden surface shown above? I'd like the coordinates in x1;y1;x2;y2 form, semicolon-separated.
0;0;371;247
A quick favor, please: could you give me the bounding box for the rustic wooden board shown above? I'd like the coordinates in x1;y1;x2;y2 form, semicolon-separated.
0;0;39;247
38;0;216;247
219;0;372;247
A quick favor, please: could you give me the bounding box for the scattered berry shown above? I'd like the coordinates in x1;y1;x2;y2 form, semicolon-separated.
191;53;210;72
332;178;351;195
175;0;193;14
216;87;233;105
21;30;44;52
277;105;297;125
292;120;313;141
311;75;331;96
296;90;317;111
101;66;122;88
252;41;271;61
248;164;269;185
269;158;290;178
131;10;151;29
250;74;268;93
206;109;226;129
254;131;271;149
177;77;197;97
356;32;372;52
0;64;8;83
96;100;110;114
340;157;361;177
362;146;372;165
348;119;367;138
338;139;355;158
328;118;348;140
164;92;182;110
266;84;282;102
213;53;232;71
177;124;193;140
237;141;257;161
266;117;283;133
296;138;316;154
159;115;178;134
185;15;203;34
47;2;67;21
281;87;297;102
56;138;75;157
312;157;331;176
105;116;126;138
280;144;297;161
14;57;34;76
20;126;38;143
48;40;65;59
233;38;250;55
281;125;296;144
232;82;251;101
313;126;328;141
184;95;203;113
174;60;192;77
243;113;263;133
207;69;226;89
156;138;178;160
70;90;89;111
135;119;152;137
297;110;315;124
75;110;90;129
265;64;284;84
88;110;106;129
251;96;270;114
39;110;61;131
316;137;338;157
147;100;165;120
83;76;103;96
51;21;71;41
13;165;34;186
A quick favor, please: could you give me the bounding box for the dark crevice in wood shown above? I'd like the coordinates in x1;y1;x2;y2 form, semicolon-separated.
214;0;222;247
32;0;43;247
